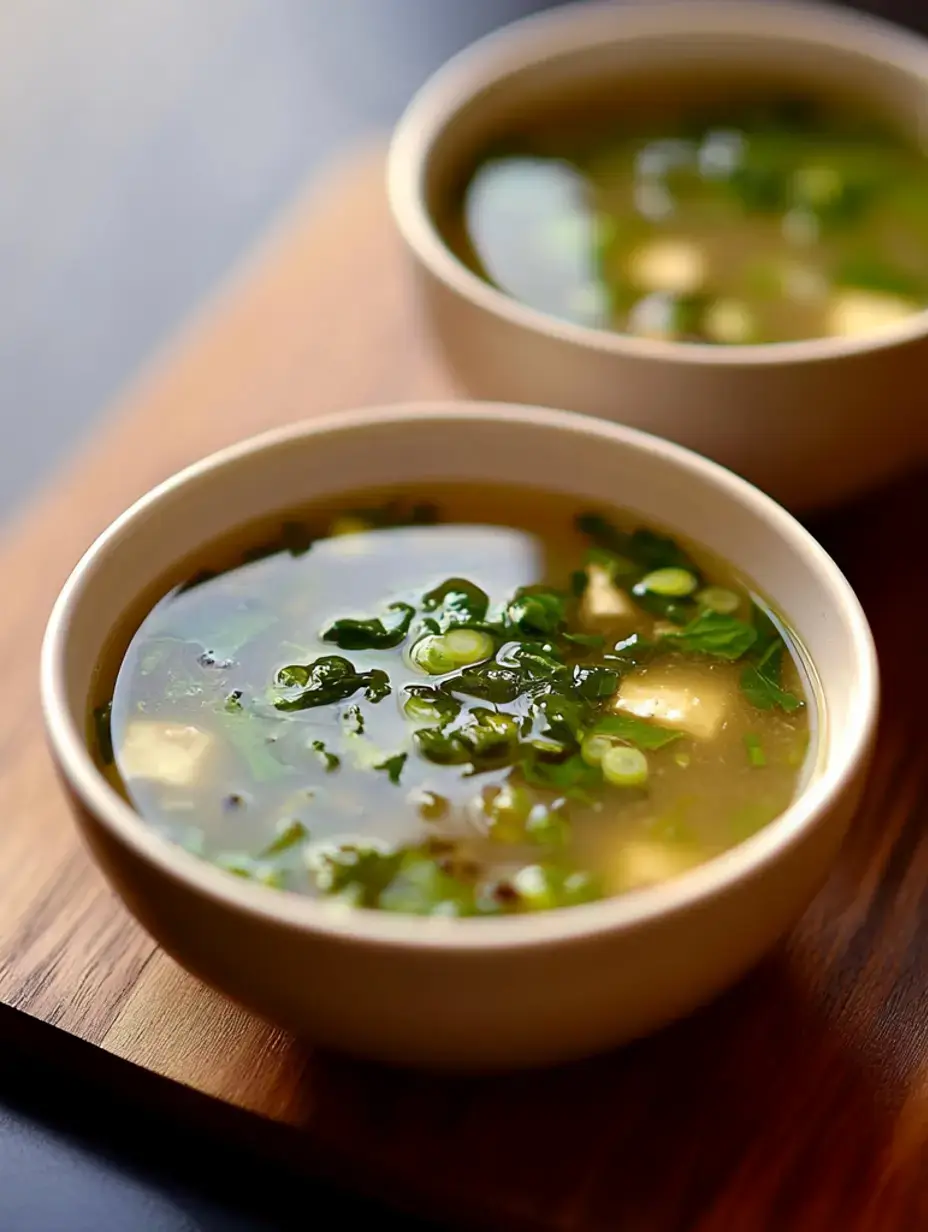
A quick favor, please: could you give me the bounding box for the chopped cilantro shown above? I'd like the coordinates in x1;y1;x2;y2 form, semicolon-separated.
321;602;415;651
375;752;408;784
590;713;683;750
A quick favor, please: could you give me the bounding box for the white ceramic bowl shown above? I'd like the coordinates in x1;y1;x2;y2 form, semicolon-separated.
41;403;878;1071
388;0;928;511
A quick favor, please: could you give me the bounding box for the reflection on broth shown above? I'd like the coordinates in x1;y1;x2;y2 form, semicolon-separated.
445;95;928;344
94;486;814;916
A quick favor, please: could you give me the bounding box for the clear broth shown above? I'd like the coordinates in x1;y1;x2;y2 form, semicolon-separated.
97;485;815;916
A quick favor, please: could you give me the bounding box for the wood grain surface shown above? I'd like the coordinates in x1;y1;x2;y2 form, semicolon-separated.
4;145;928;1230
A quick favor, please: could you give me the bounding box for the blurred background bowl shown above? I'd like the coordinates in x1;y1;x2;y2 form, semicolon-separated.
388;0;928;511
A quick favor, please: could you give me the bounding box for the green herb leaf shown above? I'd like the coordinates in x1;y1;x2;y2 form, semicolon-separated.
521;754;601;800
315;844;406;905
415;708;519;769
531;692;587;744
413;725;473;766
576;513;633;555
313;843;482;916
505;586;568;638
443;663;525;704
627;528;699;574
271;655;392;711
748;602;781;656
662;610;758;660
578;515;700;577
321;602;415;650
497;640;564;676
571;663;619;700
605;633;659;668
458;709;519;760
403;685;462;726
629;583;698;626
590;713;683;750
445;639;567;704
311;740;340;772
375;752;408;784
363;670;392;704
740;640;804;712
420;578;489;632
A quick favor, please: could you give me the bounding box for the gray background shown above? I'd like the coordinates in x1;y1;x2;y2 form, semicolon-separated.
0;0;556;518
0;1;923;1228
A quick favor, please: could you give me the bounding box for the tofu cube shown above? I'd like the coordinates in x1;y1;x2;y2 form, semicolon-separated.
627;239;706;295
827;289;917;338
119;721;214;788
613;838;701;891
581;564;636;627
703;299;755;345
613;668;728;741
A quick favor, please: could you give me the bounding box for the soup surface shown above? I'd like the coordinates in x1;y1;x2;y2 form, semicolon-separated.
447;95;928;344
97;486;813;916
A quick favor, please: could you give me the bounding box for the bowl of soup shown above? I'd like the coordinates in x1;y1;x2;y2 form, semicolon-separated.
388;0;928;510
41;403;877;1070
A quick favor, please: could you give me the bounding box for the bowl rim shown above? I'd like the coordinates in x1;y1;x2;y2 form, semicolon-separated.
387;0;928;366
41;401;880;952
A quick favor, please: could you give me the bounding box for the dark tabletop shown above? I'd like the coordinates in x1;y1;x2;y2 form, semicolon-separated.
0;1;925;1228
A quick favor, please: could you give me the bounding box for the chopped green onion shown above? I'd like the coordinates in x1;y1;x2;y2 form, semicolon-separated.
601;745;649;788
697;586;740;615
403;694;446;724
410;628;495;675
509;864;601;911
581;731;619;767
745;733;766;768
638;567;698;597
485;782;533;842
446;628;495;661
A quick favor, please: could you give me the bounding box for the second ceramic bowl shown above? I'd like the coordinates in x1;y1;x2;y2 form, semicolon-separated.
388;0;928;511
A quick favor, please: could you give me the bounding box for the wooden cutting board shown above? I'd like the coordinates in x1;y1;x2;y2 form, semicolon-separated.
4;145;928;1230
